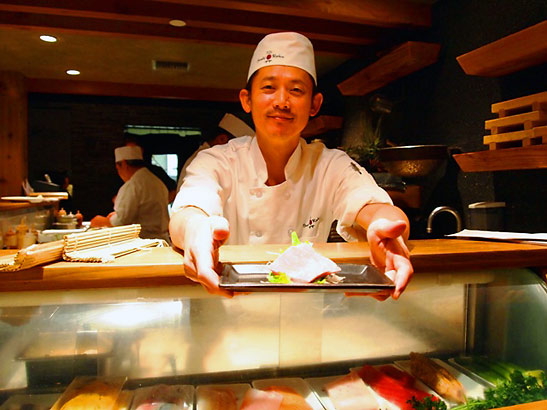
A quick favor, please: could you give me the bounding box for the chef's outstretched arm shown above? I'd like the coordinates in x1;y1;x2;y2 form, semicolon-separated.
169;206;232;297
356;203;413;299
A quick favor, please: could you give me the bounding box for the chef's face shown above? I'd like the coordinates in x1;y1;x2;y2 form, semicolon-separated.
239;65;322;146
115;161;130;182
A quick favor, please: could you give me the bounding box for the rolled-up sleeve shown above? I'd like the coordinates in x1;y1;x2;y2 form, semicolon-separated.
330;154;392;242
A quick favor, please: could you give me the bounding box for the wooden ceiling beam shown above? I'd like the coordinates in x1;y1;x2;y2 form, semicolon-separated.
0;10;370;55
27;78;241;102
0;0;428;42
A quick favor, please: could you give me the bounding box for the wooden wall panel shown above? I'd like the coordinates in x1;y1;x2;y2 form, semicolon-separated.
0;71;27;196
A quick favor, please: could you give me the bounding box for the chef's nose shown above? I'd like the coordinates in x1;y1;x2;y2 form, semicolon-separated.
274;89;290;110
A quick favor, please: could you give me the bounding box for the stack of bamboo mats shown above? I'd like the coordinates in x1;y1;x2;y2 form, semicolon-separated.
0;225;166;272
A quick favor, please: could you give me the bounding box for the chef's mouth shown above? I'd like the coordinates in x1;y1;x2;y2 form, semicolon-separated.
268;112;294;120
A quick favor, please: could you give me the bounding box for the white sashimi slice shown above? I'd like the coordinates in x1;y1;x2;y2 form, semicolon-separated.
324;371;379;410
240;388;284;410
269;243;341;283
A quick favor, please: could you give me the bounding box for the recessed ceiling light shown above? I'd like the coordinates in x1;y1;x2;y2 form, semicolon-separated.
169;19;186;27
40;35;58;43
66;69;80;76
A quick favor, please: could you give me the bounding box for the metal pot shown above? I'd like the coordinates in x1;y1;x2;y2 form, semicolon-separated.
377;145;448;178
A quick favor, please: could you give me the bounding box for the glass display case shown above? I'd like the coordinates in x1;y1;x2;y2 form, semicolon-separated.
0;267;545;407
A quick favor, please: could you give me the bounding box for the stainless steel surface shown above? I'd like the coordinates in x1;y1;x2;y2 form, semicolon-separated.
427;206;462;234
1;268;546;402
378;145;448;178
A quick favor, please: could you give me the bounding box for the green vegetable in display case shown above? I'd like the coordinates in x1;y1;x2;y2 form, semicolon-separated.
408;395;448;410
450;371;547;410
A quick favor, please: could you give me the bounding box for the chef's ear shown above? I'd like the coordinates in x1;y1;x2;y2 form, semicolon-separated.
239;89;252;113
309;92;323;117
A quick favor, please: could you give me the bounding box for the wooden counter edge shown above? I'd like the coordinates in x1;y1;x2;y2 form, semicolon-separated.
0;239;545;292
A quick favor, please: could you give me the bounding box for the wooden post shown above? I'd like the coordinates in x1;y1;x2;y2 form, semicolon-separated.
0;71;27;197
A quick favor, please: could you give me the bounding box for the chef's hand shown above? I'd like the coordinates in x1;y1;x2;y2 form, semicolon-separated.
90;215;112;227
170;208;232;298
366;218;413;299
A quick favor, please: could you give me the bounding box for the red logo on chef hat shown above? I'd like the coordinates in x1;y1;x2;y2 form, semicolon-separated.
266;54;272;60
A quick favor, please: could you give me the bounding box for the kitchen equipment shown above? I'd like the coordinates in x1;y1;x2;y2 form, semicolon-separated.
427;206;462;234
468;201;505;230
378;145;448;178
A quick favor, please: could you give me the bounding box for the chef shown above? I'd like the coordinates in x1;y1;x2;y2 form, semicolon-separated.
170;32;413;298
175;113;255;192
91;145;170;242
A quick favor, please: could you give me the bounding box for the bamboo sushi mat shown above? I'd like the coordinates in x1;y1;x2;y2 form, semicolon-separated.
0;225;167;272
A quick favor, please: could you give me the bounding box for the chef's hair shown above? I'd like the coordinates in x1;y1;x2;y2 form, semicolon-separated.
122;159;146;167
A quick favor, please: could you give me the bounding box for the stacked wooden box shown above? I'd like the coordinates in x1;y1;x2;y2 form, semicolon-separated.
484;91;547;150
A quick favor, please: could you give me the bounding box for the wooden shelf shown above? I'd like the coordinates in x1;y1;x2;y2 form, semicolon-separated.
456;21;547;77
302;115;343;138
337;41;440;96
452;145;547;172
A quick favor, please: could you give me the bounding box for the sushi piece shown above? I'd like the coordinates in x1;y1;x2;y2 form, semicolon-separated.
196;386;238;410
324;371;379;410
269;242;341;283
410;352;466;404
240;388;283;410
262;386;312;410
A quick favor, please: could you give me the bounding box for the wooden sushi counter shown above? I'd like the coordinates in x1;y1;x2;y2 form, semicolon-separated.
0;239;545;293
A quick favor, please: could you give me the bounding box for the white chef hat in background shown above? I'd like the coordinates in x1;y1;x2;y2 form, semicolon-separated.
247;32;317;84
218;113;254;138
115;146;143;162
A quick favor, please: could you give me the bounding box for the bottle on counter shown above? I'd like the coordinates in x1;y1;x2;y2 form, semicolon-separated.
16;218;29;249
5;226;17;249
75;210;83;228
58;208;67;217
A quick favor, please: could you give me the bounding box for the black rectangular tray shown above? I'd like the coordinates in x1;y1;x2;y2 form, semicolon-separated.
219;263;394;292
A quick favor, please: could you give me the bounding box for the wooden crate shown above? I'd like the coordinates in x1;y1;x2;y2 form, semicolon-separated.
484;91;547;150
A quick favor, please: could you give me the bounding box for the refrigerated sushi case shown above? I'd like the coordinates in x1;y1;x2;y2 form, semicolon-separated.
0;265;546;406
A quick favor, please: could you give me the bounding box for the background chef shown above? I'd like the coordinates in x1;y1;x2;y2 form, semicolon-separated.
91;145;170;242
170;32;413;298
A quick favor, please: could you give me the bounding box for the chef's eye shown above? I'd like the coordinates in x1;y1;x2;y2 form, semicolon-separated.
291;87;304;95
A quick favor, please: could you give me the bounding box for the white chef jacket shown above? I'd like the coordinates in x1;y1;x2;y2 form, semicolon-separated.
172;136;392;245
110;167;170;242
176;141;211;192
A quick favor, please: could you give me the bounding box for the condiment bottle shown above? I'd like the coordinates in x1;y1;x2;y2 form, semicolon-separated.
58;208;67;217
16;218;29;249
75;210;83;227
5;226;17;249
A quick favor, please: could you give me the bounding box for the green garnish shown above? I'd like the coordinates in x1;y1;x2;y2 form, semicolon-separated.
267;271;291;284
450;371;547;410
291;231;301;246
408;396;447;410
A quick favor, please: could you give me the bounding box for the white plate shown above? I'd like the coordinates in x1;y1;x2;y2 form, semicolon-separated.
130;384;194;410
1;196;57;203
305;374;397;410
196;383;251;409
350;364;447;408
395;358;487;403
251;377;325;409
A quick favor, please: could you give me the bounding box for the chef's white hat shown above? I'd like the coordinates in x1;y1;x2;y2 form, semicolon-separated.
247;32;317;84
115;146;143;162
218;113;254;137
